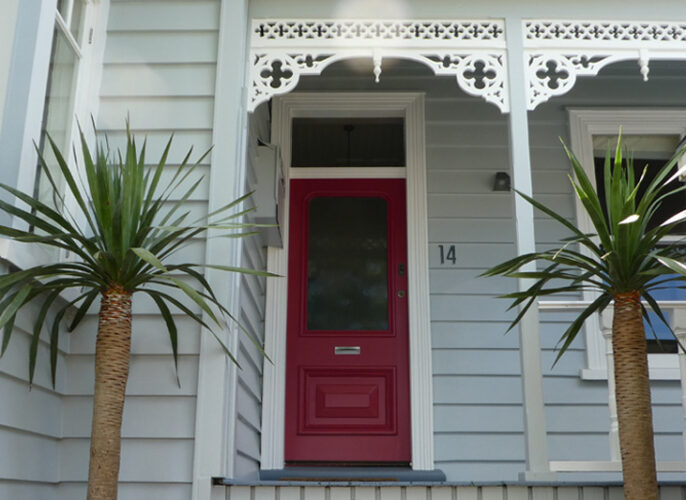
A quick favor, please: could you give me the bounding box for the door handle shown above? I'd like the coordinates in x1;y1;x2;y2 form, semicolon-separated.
334;346;361;355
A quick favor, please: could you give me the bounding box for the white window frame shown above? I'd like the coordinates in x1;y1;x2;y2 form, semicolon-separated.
568;108;686;380
1;0;108;268
260;92;435;471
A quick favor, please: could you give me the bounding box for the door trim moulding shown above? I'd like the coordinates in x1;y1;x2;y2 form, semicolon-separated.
260;92;435;471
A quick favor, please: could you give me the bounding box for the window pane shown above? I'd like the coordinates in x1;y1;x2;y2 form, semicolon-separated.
307;197;389;331
70;0;86;43
645;275;681;353
593;134;685;353
292;118;405;167
593;135;686;234
593;134;680;159
35;28;78;208
57;0;68;18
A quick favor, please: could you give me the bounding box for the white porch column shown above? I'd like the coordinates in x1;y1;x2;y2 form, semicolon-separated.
600;309;621;461
504;17;554;481
192;0;251;498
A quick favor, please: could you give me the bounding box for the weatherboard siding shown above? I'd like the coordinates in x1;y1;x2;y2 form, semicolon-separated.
54;0;222;497
0;261;69;499
232;111;272;479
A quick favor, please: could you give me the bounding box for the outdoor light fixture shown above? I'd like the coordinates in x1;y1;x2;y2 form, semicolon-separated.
493;171;511;191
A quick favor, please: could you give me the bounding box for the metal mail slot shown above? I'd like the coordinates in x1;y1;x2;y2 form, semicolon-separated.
334;346;361;355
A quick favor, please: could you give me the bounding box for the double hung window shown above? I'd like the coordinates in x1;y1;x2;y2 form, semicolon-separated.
35;0;92;210
569;109;686;378
592;134;686;354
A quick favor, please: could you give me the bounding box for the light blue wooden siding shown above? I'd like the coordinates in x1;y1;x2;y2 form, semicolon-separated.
0;263;69;499
293;59;686;481
55;1;221;497
232;109;272;479
426;91;524;481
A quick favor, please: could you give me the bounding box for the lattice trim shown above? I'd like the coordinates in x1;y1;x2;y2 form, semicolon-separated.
525;20;686;46
252;19;505;47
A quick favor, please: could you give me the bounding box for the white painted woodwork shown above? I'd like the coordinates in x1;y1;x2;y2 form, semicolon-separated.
523;20;686;110
248;19;508;112
505;16;551;480
600;310;620;461
0;0;18;125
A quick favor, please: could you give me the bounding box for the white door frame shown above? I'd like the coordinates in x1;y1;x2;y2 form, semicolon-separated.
260;92;435;470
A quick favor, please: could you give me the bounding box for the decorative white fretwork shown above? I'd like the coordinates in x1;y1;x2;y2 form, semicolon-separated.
526;21;686;44
254;20;505;44
417;52;508;111
249;19;509;113
524;20;686;110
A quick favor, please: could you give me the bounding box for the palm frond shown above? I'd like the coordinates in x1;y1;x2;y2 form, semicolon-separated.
486;132;686;354
0;122;271;387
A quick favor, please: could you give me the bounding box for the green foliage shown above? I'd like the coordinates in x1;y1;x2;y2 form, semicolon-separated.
0;123;272;386
482;134;686;360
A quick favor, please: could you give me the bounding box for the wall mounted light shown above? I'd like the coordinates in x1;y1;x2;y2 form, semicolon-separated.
493;171;511;191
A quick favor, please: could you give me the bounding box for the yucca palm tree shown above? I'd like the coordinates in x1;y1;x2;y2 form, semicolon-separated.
483;136;686;500
0;126;267;500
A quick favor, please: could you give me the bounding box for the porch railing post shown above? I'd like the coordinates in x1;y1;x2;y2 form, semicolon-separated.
600;309;621;461
505;16;555;481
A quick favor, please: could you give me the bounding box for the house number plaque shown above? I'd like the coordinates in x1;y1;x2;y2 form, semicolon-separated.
436;244;457;266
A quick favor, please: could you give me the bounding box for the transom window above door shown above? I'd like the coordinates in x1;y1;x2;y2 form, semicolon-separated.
291;117;405;167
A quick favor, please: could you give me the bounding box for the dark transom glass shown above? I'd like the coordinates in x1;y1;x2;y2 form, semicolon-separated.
292;118;405;167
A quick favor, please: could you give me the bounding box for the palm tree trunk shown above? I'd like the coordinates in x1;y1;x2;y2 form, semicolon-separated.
613;291;658;500
87;287;133;500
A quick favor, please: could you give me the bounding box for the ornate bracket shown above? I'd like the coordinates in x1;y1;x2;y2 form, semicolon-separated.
524;20;686;110
249;20;509;113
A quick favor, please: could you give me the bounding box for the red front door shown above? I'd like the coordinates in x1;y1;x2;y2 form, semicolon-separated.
285;178;411;464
